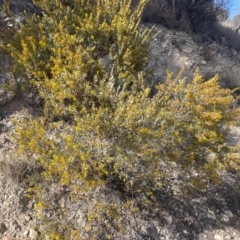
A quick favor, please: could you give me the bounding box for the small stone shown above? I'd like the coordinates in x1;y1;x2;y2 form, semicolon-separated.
0;222;7;234
23;229;29;237
155;226;161;233
222;214;229;222
24;215;31;221
28;202;34;209
224;210;234;218
165;216;172;225
232;49;237;55
214;234;223;240
183;47;193;54
140;226;148;234
29;228;38;239
207;210;216;219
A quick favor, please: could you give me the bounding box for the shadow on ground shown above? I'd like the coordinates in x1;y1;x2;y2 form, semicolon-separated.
139;170;240;240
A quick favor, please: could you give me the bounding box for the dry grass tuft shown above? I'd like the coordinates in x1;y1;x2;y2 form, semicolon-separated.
0;153;34;183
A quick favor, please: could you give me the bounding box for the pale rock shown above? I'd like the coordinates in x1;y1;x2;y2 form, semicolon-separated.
214;234;223;240
221;214;229;222
155;226;161;233
23;229;29;237
24;215;31;221
183;46;193;54
29;228;38;239
160;228;169;236
232;49;237;55
27;201;34;209
207;209;216;219
60;198;65;208
224;210;234;218
165;216;172;225
140;226;148;234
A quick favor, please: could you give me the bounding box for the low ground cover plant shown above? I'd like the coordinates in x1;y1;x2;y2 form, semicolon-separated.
1;0;240;238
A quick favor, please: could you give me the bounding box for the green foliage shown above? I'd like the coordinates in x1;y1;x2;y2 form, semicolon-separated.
2;0;240;238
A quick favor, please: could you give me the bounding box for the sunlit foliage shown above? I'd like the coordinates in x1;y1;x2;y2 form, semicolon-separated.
2;0;240;238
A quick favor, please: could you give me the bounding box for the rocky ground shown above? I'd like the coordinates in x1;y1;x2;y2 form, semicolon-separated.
0;94;240;240
1;1;240;238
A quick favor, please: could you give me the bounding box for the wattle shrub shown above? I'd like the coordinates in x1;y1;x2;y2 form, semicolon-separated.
1;0;239;238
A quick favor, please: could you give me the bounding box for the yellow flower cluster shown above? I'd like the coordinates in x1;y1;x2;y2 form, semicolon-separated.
2;0;240;238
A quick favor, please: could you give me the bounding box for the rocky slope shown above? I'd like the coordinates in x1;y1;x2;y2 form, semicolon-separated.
1;103;240;239
147;23;240;90
1;1;240;239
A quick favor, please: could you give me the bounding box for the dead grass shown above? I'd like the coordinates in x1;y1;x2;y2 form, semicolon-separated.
0;153;33;183
132;0;228;32
131;0;240;51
